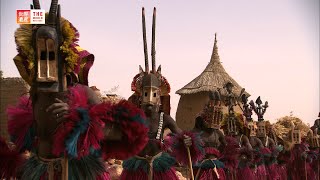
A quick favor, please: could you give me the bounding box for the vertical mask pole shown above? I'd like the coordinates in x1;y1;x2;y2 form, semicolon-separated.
151;7;156;73
142;8;149;73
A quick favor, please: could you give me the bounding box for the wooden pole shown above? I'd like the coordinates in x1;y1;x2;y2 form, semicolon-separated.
317;159;319;180
305;159;307;180
186;147;195;180
63;156;68;180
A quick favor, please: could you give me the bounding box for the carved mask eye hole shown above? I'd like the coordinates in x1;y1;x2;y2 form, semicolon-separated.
145;92;148;97
40;51;46;60
49;51;55;60
153;92;156;97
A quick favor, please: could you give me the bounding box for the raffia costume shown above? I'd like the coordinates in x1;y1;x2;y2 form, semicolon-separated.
121;8;204;180
287;122;317;180
191;91;226;180
217;82;253;180
3;1;149;179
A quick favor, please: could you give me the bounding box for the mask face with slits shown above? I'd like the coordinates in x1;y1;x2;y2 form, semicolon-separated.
316;120;320;127
133;7;171;116
311;135;320;148
140;73;161;115
33;0;67;92
293;129;301;144
256;121;266;138
315;120;320;135
36;26;59;83
141;86;160;106
202;102;223;129
248;122;257;137
313;129;320;147
227;116;238;135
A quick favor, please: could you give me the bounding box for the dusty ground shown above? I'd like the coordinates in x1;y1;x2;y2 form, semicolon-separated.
106;159;190;180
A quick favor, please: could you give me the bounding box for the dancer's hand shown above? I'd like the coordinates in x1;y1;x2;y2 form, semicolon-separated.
104;123;123;141
184;135;192;147
46;98;69;123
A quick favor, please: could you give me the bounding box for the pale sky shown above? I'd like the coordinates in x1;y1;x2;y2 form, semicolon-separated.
1;0;319;125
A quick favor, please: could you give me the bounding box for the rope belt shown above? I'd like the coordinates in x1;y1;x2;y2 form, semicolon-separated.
195;159;220;180
135;152;163;180
38;156;68;180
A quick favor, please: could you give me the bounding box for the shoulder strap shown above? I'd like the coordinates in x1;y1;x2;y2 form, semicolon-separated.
156;112;164;140
239;134;243;147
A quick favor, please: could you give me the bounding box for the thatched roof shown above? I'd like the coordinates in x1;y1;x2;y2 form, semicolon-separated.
272;116;310;140
90;86;123;103
176;34;249;97
102;94;123;104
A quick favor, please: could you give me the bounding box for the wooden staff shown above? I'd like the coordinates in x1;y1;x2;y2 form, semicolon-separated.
63;156;68;180
316;158;319;180
305;158;307;180
186;147;195;180
195;168;201;180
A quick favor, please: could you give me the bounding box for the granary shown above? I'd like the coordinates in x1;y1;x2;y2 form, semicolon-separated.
0;75;30;140
175;34;250;130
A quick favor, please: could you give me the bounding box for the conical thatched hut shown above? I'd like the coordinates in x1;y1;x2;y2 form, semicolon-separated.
175;34;250;130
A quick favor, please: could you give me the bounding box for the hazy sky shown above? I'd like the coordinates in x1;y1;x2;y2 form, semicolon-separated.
1;0;319;125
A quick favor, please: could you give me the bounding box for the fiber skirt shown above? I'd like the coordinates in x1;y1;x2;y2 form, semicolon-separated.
21;155;110;180
120;152;179;180
194;168;226;180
